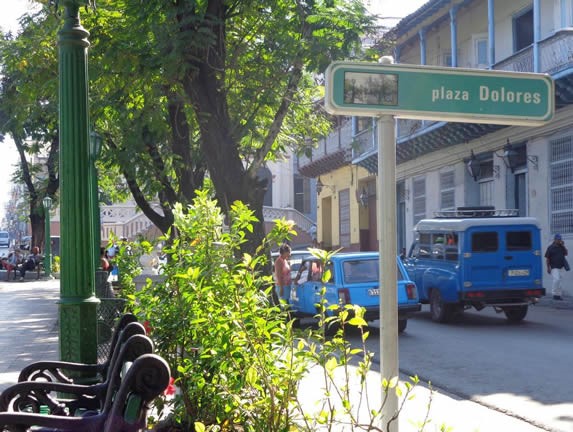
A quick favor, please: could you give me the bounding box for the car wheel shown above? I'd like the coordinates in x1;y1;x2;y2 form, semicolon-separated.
398;319;407;333
430;289;453;323
503;305;528;322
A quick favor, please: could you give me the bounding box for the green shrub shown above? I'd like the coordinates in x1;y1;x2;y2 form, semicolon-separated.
130;191;435;431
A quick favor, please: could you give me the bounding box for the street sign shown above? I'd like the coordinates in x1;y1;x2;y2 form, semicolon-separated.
325;61;554;126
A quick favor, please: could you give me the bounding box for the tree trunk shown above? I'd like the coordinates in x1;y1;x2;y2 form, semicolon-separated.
29;205;44;254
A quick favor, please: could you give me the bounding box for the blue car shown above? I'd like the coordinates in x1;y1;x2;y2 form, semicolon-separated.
289;252;421;332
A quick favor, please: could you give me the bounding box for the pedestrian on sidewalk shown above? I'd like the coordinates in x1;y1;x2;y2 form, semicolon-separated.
545;234;569;301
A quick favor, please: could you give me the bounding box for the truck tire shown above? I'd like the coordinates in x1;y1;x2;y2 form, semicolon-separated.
430;289;454;323
503;305;528;322
398;319;408;333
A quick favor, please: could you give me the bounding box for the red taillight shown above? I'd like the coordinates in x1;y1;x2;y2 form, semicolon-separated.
466;291;485;298
526;289;543;296
338;288;351;304
406;283;417;300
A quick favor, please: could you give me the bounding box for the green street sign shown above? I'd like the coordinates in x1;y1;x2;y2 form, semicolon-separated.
325;62;554;126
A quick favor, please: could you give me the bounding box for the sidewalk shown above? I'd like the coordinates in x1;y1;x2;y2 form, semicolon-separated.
0;278;59;392
0;279;557;431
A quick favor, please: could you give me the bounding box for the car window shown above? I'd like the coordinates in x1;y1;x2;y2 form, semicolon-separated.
344;260;378;284
471;231;498;252
506;231;532;250
414;233;432;258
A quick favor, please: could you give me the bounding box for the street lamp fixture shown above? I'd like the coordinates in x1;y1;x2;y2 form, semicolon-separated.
42;196;53;278
90;130;103;160
466;150;481;181
90;130;103;270
359;187;369;207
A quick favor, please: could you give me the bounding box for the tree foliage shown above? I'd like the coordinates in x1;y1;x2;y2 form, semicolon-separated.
2;0;376;254
0;10;61;250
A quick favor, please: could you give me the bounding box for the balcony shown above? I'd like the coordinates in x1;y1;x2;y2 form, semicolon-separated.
352;29;573;166
493;29;573;75
298;120;354;177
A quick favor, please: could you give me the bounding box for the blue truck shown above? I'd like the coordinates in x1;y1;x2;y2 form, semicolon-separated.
403;207;545;323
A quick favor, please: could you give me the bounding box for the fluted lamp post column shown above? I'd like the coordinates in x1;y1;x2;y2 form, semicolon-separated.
54;0;99;364
42;196;52;278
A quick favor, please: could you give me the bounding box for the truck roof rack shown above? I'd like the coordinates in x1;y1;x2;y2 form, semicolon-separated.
434;207;519;218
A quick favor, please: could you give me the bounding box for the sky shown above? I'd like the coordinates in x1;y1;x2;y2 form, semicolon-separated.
0;0;429;224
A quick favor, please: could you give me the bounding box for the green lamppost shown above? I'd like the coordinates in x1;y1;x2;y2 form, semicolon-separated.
90;130;103;270
54;0;99;364
42;196;53;278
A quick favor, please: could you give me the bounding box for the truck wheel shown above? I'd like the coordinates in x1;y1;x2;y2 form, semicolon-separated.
503;305;528;322
398;319;408;333
430;289;453;323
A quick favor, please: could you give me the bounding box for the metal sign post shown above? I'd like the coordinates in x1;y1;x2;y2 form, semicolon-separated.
377;114;398;432
323;57;555;432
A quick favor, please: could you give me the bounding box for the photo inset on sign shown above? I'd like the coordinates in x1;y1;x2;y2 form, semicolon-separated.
344;72;398;106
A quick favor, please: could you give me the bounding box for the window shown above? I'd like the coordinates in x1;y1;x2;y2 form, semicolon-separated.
443;52;452;67
471;232;498;252
506;231;532;251
354;117;372;135
339;189;351;247
412;177;426;225
431;233;446;259
513;8;533;52
440;171;455;210
343;259;378;284
294;175;310;214
478;159;494;207
550;136;573;234
472;34;488;68
414;233;431;258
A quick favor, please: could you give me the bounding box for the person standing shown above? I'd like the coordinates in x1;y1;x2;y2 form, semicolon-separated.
274;244;292;304
545;234;569;300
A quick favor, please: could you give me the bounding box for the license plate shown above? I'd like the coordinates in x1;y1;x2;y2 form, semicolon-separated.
508;269;529;277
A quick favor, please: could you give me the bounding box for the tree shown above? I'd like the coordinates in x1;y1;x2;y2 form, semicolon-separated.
89;0;375;254
0;13;61;251
3;0;375;256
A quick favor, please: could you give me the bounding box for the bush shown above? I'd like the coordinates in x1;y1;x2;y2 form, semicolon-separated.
131;191;435;431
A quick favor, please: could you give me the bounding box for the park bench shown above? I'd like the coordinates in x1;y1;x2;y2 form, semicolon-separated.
1;332;154;415
18;315;143;385
0;353;170;432
7;259;44;281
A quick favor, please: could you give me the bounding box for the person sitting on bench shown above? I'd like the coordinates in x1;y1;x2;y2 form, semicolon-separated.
3;250;21;281
19;246;42;281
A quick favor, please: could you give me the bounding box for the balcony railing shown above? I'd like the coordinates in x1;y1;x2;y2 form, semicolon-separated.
263;206;315;233
297;120;352;168
494;29;573;74
100;204;315;243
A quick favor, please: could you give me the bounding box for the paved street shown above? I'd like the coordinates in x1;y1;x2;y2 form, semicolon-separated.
357;300;573;432
0;278;557;431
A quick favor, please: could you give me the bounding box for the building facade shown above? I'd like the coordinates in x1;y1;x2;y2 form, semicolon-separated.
299;0;573;295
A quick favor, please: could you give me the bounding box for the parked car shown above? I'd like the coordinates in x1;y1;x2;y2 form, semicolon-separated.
289;252;421;333
403;207;545;323
0;231;9;248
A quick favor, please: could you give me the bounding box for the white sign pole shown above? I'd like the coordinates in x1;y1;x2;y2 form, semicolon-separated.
378;53;399;432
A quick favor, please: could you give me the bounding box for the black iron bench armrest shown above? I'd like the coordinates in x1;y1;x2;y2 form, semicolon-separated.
0;380;107;415
18;361;102;384
0;354;171;432
18;314;140;385
6;332;153;417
